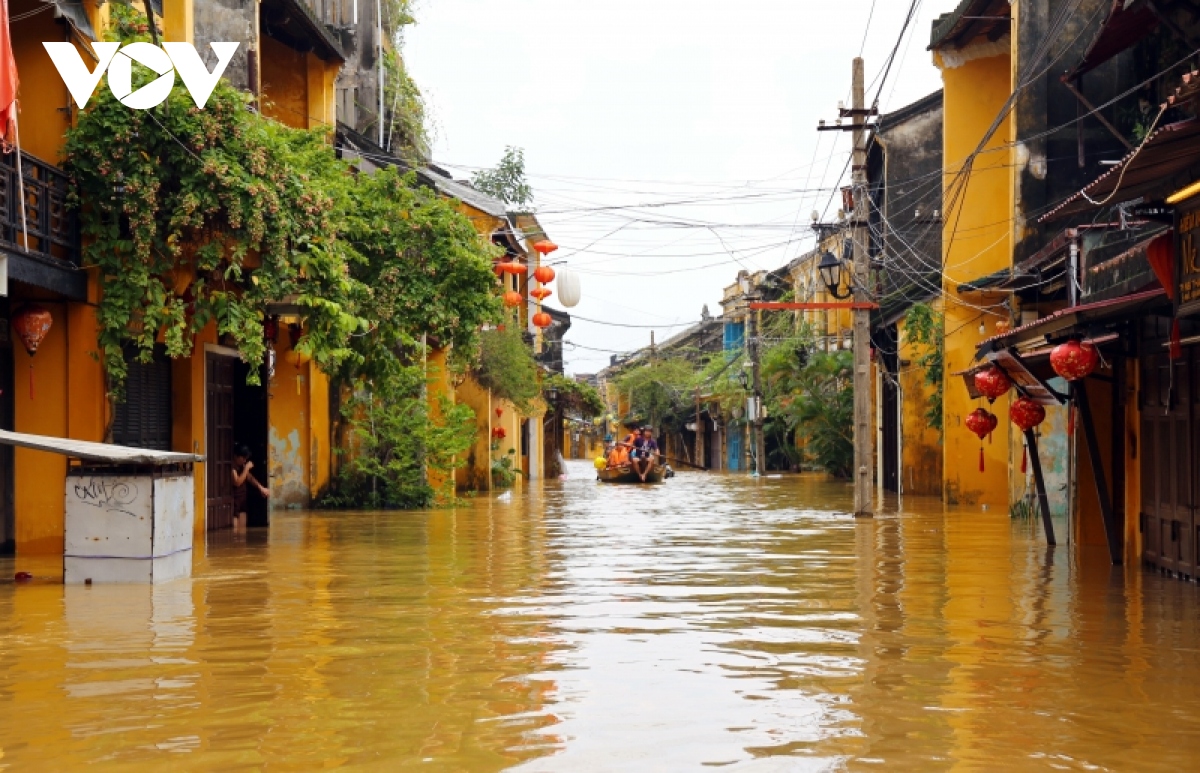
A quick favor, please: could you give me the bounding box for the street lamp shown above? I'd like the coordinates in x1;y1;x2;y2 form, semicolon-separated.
818;250;852;300
546;386;559;403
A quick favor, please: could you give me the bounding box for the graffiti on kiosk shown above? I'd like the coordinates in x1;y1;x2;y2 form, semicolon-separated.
72;477;140;517
42;42;240;110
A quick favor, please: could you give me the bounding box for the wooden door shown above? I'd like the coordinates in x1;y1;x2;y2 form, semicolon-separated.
1141;351;1195;577
206;352;235;531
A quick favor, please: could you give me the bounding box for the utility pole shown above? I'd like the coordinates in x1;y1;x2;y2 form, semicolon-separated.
850;57;873;517
747;299;765;476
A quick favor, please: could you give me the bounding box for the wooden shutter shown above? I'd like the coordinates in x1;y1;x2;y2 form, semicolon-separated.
113;346;172;450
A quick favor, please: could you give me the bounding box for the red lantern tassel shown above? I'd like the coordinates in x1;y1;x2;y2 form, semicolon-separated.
28;364;34;401
979;446;985;472
1068;405;1075;437
1021;444;1027;474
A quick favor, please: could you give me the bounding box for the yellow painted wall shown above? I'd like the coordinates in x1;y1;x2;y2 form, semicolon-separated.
10;5;75;164
269;336;313;508
261;36;309;130
897;315;943;495
455;375;494;492
163;0;194;44
937;47;1014;507
13;301;69;555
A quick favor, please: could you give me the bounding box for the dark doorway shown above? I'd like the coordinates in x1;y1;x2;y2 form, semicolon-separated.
0;298;12;554
206;352;235;531
233;359;270;527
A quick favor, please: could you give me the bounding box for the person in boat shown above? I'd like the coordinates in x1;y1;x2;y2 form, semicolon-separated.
607;427;640;468
631;426;659;481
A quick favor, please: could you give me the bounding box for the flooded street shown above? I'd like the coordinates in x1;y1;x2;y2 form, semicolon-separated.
3;461;1200;771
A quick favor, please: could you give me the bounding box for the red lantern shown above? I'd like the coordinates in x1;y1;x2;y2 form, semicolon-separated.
1049;340;1099;381
12;304;53;400
532;311;553;329
533;265;556;284
503;290;523;308
1010;396;1046;474
533;240;558;255
1009;396;1045;432
974;365;1011;403
965;408;998;472
264;316;279;343
530;286;552;301
498;261;526;275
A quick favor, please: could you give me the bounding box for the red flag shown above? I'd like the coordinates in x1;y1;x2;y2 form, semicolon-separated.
0;0;18;149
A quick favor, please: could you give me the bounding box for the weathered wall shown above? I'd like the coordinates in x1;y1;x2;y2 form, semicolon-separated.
938;44;1014;507
897;315;943;496
192;0;254;91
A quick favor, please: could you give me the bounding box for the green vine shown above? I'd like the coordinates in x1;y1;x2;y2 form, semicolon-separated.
903;302;945;434
543;373;605;418
473;327;541;410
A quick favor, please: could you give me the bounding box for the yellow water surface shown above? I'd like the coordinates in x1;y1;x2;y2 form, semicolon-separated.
1;461;1198;770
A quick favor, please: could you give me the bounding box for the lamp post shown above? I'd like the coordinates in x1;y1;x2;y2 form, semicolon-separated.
739;274;766;477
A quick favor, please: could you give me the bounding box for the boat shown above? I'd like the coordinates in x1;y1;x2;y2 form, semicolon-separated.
597;461;666;484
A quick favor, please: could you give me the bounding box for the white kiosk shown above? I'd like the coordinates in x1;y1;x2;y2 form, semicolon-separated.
0;430;201;584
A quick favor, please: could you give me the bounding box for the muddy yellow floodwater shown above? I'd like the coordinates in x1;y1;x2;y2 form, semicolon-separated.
2;461;1199;770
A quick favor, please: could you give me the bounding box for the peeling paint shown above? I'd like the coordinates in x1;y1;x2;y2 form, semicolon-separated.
269;428;308;509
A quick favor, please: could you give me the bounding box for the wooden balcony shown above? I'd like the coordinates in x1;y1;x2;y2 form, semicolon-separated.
0;148;79;266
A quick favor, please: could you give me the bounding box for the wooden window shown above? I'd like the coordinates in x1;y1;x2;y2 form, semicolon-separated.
112;346;172;450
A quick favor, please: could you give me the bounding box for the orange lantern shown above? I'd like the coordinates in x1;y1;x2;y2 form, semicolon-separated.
503;290;523;307
532;311;552;329
12;304;53;400
498;260;526;275
533;240;558;256
531;286;552;301
974;365;1011;403
964;407;998;472
533;265;556;284
1049;340;1099;381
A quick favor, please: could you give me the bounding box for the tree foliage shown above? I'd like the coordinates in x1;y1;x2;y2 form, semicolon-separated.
544;373;605;418
474;327;541;410
471;146;534;209
66;7;505;508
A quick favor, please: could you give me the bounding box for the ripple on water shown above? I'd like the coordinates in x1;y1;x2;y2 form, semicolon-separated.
1;461;1200;770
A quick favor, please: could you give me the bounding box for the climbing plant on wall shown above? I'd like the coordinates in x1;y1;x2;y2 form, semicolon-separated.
903;302;945;435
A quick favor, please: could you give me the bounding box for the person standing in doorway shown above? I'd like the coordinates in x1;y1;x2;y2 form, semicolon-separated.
232;444;269;533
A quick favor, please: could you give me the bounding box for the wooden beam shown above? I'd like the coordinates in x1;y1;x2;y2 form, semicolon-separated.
748;301;880;311
1075;382;1123;564
1025;428;1057;546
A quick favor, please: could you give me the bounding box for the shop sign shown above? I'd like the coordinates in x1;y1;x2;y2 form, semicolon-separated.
1177;204;1200;316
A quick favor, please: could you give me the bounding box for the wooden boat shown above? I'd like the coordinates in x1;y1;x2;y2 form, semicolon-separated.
597;461;666;484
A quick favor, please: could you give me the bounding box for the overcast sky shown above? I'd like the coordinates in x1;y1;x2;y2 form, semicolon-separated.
405;1;946;374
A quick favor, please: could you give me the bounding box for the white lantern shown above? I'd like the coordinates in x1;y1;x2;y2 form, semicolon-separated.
557;267;582;308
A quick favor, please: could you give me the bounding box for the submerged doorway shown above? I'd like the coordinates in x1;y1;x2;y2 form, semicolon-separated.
234;359;269;527
206;351;270;531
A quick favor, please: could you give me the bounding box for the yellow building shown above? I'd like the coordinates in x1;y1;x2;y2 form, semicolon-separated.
2;0;346;558
930;2;1017;507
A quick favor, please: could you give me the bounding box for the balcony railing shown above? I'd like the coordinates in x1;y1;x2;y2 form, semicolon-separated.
0;148;79;265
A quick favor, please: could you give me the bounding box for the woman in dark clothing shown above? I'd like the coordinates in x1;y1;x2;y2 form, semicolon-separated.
232;444;269;532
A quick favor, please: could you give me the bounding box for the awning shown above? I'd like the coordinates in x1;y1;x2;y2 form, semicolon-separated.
987;349;1065;406
1041;119;1200;221
0;429;202;465
976;287;1169;354
1064;0;1158;81
929;0;1010;50
261;0;346;62
40;0;98;41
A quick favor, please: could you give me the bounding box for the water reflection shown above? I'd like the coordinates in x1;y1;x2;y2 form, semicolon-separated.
0;462;1198;769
